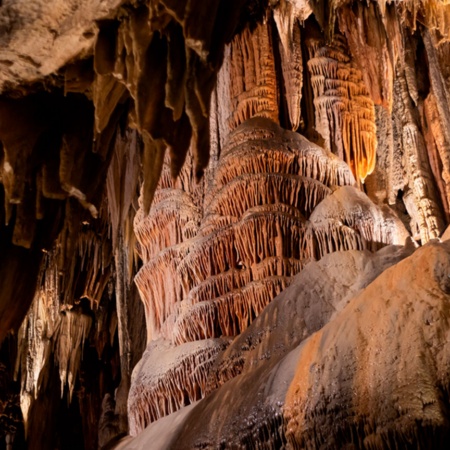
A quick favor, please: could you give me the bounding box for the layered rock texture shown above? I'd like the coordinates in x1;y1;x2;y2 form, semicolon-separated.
1;1;450;449
128;116;408;436
117;240;450;449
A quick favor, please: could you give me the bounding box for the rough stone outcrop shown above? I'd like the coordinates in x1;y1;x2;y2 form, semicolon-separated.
116;241;450;449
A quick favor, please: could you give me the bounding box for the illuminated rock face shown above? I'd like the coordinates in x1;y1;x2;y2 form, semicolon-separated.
129;117;408;435
118;241;450;450
306;34;377;182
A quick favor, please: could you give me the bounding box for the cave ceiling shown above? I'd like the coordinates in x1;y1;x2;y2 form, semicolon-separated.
1;0;450;449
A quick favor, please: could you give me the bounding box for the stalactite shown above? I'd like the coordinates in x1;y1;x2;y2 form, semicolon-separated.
306;35;377;183
337;1;400;110
15;280;60;429
106;127;141;254
0;95;56;240
206;173;331;220
395;0;450;40
277;19;303;130
92;74;128;136
134;244;189;343
394;68;445;242
228;21;279;130
54;310;92;403
212;117;355;196
128;338;230;435
211;45;233;153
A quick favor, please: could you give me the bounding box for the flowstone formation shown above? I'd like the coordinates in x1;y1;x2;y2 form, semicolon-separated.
129;117;408;435
118;240;450;450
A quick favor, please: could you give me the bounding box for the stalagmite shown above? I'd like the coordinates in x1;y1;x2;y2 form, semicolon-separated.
423;92;450;220
284;242;450;449
121;242;450;450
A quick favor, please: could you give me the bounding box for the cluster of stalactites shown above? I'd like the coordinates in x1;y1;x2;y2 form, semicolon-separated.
92;0;254;215
213;9;304;151
393;0;450;40
166;118;359;349
128;339;230;435
132;117;410;430
0;95;101;250
15;282;92;431
306;34;377;183
133;151;203;343
228;20;279;130
14;201;118;428
15;264;61;430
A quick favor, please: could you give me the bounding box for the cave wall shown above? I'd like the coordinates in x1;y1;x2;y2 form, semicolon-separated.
0;0;450;449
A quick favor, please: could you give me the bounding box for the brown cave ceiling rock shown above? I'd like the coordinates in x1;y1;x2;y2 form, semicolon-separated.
0;0;123;91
